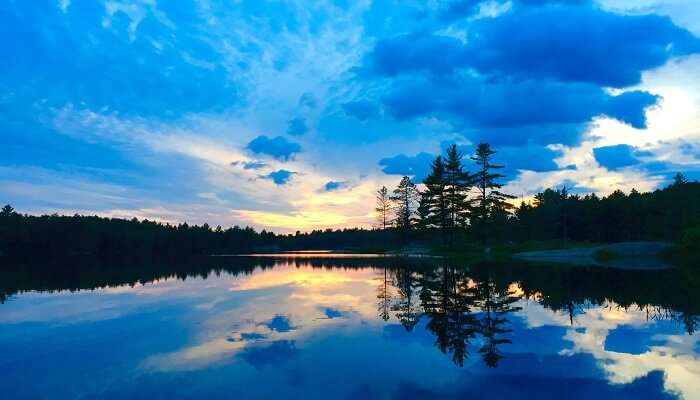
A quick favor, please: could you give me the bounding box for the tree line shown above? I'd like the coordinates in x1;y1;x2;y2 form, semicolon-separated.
0;204;394;257
377;143;700;247
1;141;698;258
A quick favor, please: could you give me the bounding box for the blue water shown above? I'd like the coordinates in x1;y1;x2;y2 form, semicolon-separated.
0;256;698;399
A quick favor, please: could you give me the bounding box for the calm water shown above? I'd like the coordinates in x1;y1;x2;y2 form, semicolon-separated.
1;255;699;399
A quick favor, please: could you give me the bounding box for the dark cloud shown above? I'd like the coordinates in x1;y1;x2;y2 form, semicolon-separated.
370;5;700;87
382;77;658;142
231;160;267;170
247;135;301;161
324;181;349;191
260;170;296;185
358;2;699;148
322;308;344;319
464;5;700;87
365;33;467;77
261;314;297;332
494;145;563;180
593;144;641;170
287;117;308;136
378;152;435;182
342;100;380;121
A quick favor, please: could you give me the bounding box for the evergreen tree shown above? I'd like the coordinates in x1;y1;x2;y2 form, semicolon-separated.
443;145;472;245
673;172;688;186
1;204;16;217
470;143;515;244
391;176;420;238
420;156;449;242
375;186;391;231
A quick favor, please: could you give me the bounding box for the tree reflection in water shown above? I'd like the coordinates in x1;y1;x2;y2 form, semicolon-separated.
377;263;521;367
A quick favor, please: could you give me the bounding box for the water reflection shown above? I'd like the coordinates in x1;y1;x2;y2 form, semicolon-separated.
1;256;699;399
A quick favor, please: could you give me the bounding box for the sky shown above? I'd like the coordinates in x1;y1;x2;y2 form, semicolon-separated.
2;0;700;232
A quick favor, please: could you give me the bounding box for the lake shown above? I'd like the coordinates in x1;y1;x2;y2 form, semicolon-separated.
1;254;699;399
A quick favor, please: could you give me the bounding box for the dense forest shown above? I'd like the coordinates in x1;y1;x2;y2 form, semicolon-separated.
1;143;698;258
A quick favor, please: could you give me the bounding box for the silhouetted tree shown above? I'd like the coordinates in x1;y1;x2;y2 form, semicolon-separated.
1;204;16;217
470;143;515;244
420;156;450;243
420;265;478;366
473;279;521;367
444;145;472;245
392;268;422;331
375;186;391;234
391;176;420;241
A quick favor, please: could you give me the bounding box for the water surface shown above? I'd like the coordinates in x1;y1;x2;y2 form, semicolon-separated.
1;255;699;399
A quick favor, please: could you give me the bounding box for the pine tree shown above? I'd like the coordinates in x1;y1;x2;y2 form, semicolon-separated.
470;143;515;245
1;205;16;217
444;145;472;245
375;186;391;231
391;176;420;240
420;156;449;242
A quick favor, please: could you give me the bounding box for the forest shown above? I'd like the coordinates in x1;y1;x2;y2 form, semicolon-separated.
0;143;699;258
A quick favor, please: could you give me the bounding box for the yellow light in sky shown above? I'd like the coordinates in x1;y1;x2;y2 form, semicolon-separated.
232;209;354;231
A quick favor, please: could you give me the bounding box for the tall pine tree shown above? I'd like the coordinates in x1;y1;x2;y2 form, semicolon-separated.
470;143;515;245
420;156;449;242
375;186;391;231
391;176;420;241
444;145;472;246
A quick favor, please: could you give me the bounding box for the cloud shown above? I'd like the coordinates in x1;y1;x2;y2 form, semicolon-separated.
260;169;296;185
342;100;380;121
356;1;698;150
382;77;659;142
261;315;297;333
324;181;349;191
593;144;642;170
247;135;301;161
0;1;237;118
494;145;564;180
298;92;317;109
287;117;308;136
378;152;435;181
370;4;700;88
231;160;267;170
464;5;700;87
364;33;467;77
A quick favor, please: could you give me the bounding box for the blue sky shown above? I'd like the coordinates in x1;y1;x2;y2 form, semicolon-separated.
2;0;700;231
